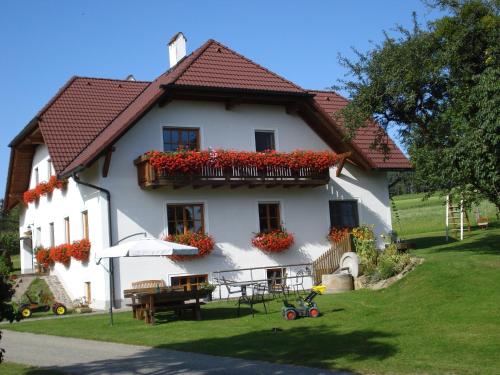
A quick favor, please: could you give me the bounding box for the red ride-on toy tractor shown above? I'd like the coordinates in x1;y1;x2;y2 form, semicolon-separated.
282;285;326;320
19;290;67;319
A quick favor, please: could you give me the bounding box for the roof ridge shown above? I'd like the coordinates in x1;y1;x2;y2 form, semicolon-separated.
74;76;151;84
175;39;305;92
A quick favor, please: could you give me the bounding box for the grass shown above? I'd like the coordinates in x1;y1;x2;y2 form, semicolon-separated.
391;193;498;237
3;194;500;374
0;363;63;375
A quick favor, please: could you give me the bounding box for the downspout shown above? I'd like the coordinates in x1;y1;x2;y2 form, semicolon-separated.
72;173;115;310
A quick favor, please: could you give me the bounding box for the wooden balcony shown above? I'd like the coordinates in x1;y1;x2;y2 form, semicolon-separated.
134;155;330;189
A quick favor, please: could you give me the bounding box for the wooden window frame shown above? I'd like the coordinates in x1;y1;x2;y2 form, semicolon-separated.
254;130;276;152
258;202;281;233
329;200;359;229
82;211;89;240
170;274;208;291
49;222;55;247
64;217;70;243
167;203;205;235
162;127;200;152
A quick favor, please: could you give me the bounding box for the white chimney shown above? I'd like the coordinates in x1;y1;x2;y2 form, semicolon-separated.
168;32;187;68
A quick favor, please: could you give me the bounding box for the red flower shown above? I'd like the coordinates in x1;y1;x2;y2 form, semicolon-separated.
22;175;67;205
327;227;350;244
49;244;72;266
71;239;91;262
23;189;38;205
164;232;215;261
35;248;53;268
252;230;294;253
146;149;340;176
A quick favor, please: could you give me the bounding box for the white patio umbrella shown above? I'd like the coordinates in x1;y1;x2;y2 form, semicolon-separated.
95;236;199;325
95;237;198;261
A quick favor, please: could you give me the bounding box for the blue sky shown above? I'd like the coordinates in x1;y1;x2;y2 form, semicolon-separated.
0;0;444;198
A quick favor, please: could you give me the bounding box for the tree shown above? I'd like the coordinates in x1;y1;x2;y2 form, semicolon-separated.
0;276;16;363
337;0;499;209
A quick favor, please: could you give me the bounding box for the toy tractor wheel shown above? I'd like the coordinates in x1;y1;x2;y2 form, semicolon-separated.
309;307;320;318
285;309;297;320
20;306;32;319
53;304;67;316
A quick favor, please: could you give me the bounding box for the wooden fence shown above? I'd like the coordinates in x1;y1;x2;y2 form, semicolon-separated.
312;234;352;284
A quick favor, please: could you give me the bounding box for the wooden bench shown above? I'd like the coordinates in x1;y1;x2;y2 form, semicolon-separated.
124;284;207;324
126;280;166;319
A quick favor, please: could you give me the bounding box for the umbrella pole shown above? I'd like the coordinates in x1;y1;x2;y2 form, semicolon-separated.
109;257;114;326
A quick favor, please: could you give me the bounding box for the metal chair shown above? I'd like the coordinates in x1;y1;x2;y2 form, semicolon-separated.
237;283;267;317
221;276;241;302
290;270;306;296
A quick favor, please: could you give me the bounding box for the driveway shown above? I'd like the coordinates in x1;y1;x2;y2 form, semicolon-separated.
2;330;353;375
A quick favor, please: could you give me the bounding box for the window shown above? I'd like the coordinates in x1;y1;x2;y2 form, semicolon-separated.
258;203;281;233
35;227;42;247
255;131;275;152
329;200;359;229
266;267;286;286
167;204;204;235
163;127;200;152
82;211;89;240
49;223;55;247
64;217;70;243
34;167;39;185
47;159;52;180
84;282;91;304
171;274;208;291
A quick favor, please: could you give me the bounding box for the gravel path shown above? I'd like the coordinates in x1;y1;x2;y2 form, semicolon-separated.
2;330;353;375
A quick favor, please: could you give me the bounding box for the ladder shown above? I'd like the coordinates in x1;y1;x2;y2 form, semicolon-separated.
445;196;471;241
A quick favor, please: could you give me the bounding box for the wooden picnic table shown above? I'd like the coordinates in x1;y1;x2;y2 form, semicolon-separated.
123;286;207;324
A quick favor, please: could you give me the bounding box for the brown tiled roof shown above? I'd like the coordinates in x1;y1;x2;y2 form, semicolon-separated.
5;39;411;211
38;77;148;173
61;40;308;175
310;90;411;169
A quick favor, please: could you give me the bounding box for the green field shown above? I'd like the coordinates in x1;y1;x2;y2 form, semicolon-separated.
391;193;498;237
3;194;500;374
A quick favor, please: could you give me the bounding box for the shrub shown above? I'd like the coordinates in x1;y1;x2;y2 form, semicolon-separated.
0;257;11;276
0;232;18;255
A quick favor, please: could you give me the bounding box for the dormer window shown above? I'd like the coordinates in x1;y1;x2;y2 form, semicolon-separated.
255;130;275;152
163;127;200;152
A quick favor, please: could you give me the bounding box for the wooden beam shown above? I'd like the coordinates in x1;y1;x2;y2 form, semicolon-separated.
335;153;350;177
102;147;115;178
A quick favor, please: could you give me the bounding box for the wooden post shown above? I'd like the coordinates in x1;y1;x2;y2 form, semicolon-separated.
460;199;464;241
445;195;449;241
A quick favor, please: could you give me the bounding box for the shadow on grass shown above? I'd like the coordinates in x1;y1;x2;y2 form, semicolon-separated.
24;325;396;374
154;306;254;324
411;231;500;256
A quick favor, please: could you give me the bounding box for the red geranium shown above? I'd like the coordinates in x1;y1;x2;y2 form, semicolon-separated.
146;149;340;176
164;232;215;261
252;229;294;253
71;239;91;262
49;244;72;266
35;248;53;268
23;175;68;205
327;227;350;244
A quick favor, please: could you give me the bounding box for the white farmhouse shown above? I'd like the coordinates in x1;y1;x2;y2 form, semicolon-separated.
3;34;410;309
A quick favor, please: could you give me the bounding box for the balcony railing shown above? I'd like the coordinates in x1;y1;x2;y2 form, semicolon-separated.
134;155;331;189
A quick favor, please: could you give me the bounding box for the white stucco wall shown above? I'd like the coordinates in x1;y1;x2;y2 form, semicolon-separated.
19;100;392;307
19;145;110;309
98;100;392;303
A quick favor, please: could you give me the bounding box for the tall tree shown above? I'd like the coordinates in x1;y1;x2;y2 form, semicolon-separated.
337;0;499;209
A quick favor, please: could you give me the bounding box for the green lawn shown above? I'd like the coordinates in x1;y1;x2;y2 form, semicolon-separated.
0;362;62;375
391;193;498;237
5;227;500;374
